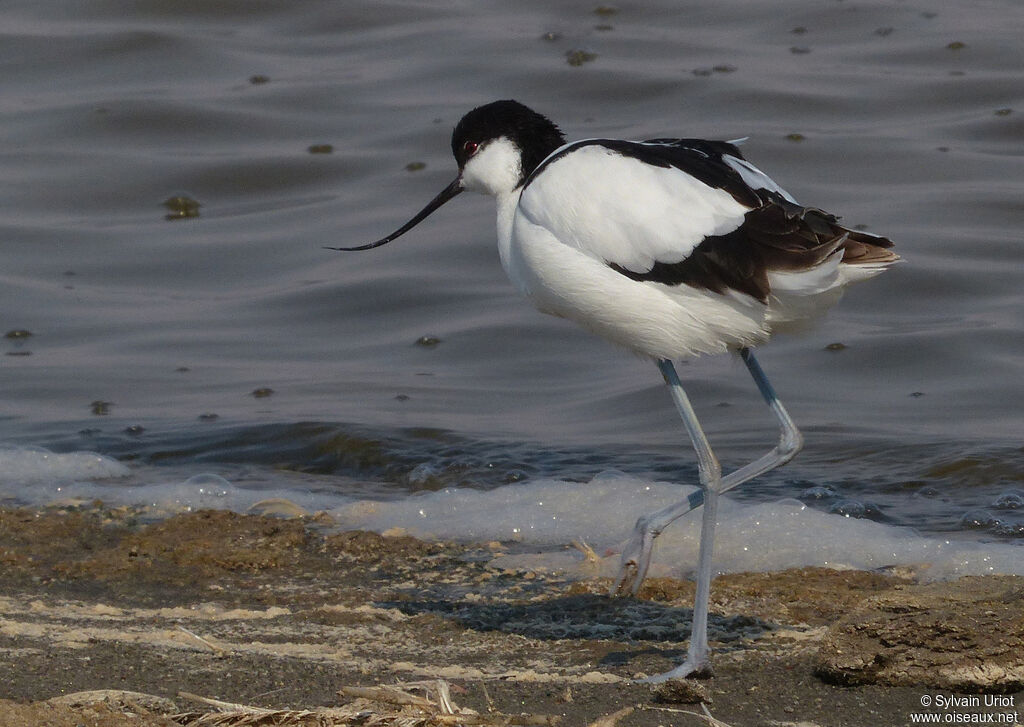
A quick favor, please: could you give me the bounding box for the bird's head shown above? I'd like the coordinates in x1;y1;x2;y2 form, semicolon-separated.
328;100;564;252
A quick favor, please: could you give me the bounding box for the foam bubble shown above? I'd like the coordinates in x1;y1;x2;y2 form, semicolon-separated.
73;473;239;514
0;445;130;487
41;469;343;517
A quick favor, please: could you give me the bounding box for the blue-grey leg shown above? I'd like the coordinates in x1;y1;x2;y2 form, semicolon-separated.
610;348;804;681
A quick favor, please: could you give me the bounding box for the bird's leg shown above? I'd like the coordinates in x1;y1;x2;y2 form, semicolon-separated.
612;349;803;597
639;358;721;680
610;349;803;681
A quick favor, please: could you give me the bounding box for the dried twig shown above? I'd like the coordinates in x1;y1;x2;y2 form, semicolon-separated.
171;679;561;727
426;716;559;726
176;626;228;654
178;692;273;713
339;685;435;708
645;702;735;727
587;705;634;727
571;539;600;563
700;703;735;727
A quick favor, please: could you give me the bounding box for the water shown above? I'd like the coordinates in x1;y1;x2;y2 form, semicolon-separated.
2;0;1022;572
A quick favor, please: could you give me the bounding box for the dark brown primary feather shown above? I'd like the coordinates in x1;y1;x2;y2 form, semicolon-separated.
840;230;900;265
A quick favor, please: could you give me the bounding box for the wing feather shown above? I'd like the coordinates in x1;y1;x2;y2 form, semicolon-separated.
519;139;896;304
518;141;750;271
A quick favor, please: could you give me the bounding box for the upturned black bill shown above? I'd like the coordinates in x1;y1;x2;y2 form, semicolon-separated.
326;177;463;251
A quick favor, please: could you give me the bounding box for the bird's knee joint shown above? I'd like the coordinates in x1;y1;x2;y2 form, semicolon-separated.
777;430;804;462
634;515;657;535
699;463;722;490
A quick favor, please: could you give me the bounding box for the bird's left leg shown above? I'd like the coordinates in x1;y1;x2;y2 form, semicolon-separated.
632;358;721;679
611;348;803;610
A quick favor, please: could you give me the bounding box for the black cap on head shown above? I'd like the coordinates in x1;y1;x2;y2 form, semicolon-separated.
452;100;566;182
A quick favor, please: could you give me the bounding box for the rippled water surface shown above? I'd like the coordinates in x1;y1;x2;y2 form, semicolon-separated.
2;0;1023;550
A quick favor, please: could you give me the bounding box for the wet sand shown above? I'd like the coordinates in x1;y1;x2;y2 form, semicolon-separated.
0;505;1021;726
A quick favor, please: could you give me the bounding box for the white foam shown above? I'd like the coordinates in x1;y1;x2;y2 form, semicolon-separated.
3;448;1018;581
331;474;1024;581
58;472;240;513
0;445;130;488
24;465;351;518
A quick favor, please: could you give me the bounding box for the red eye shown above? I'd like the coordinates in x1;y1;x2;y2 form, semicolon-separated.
463;140;479;155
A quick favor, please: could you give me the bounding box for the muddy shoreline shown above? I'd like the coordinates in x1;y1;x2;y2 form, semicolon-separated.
0;504;1021;726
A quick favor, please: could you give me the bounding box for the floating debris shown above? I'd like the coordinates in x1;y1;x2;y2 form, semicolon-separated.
790;46;812;54
594;5;618;16
566;49;597;67
197;413;220;422
824;342;847;352
4;329;33;355
540;31;561;42
90;400;112;416
163;195;201;220
415;335;441;348
308;143;333;154
994;107;1013;116
785;133;806;142
123;425;145;436
405;161;426;172
694;64;737;76
946;41;966;50
249;74;270;85
251;387;275;399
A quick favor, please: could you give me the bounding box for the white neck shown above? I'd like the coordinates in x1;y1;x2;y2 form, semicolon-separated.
494;189;521;273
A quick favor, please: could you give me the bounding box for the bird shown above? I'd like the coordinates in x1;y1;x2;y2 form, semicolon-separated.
329;99;899;681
